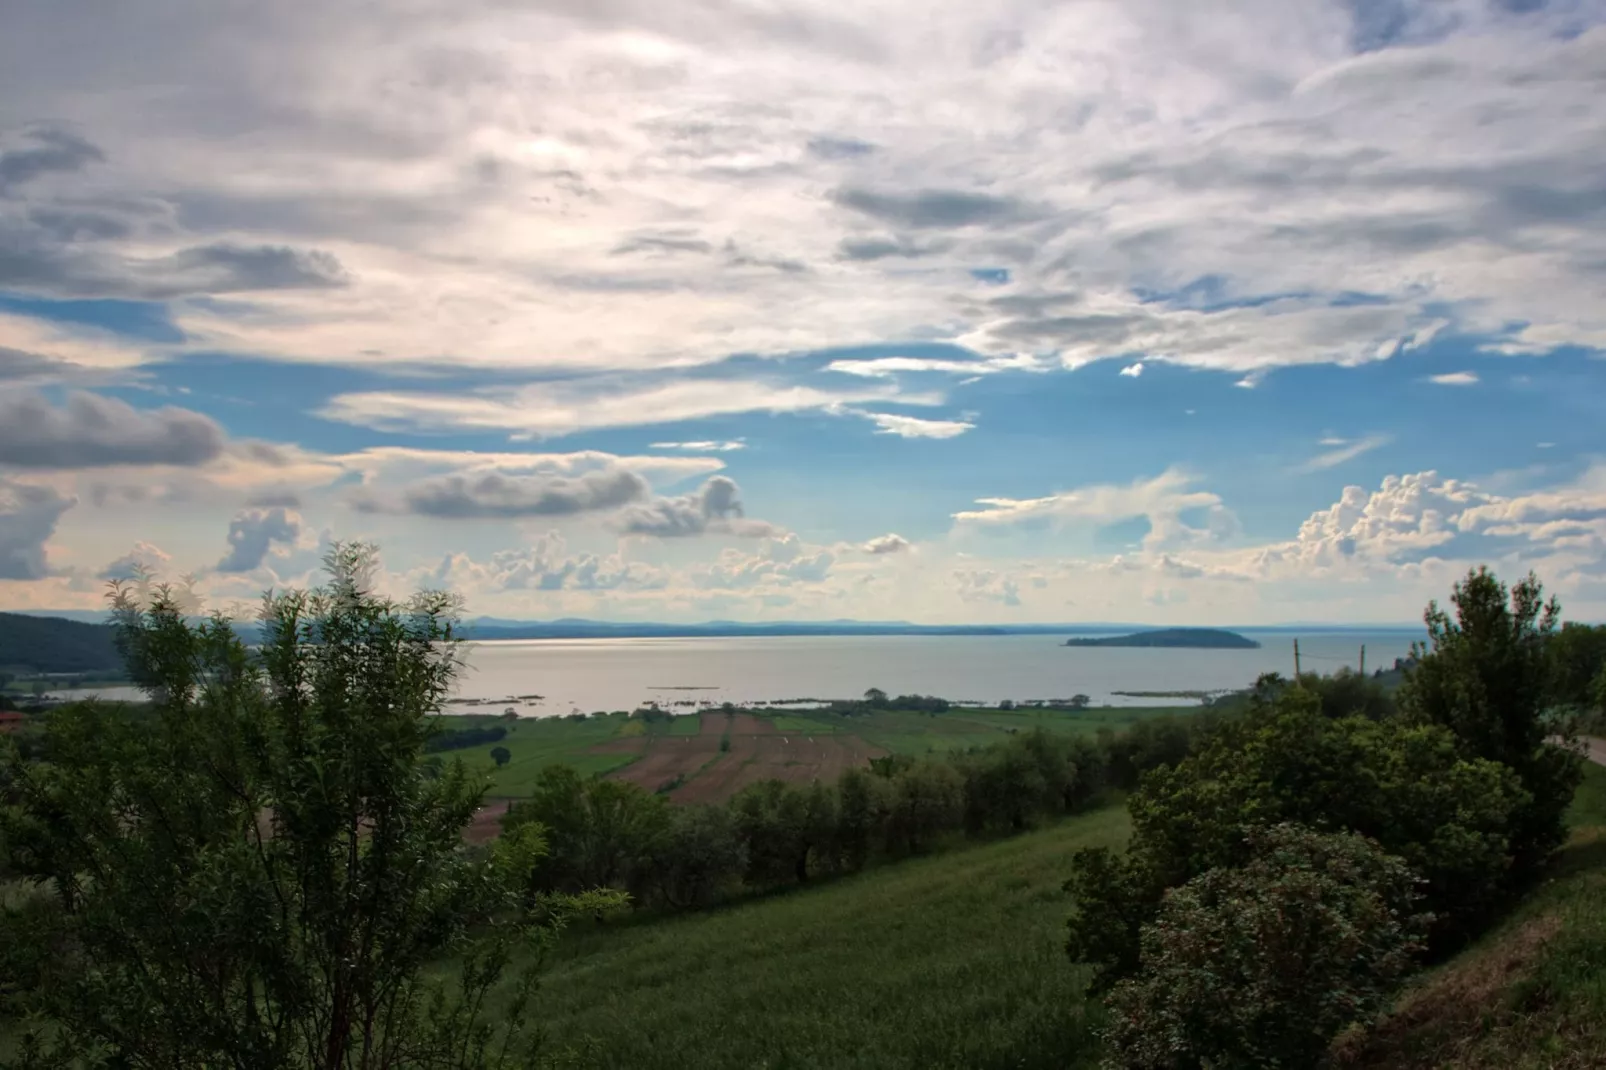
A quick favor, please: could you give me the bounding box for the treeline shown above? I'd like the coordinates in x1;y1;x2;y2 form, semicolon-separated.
423;723;508;753
499;711;1219;912
1071;568;1600;1069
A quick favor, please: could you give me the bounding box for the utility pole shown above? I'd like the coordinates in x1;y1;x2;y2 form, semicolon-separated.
1359;644;1366;677
1294;638;1301;678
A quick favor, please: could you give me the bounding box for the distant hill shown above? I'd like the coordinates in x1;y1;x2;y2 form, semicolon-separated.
0;612;123;674
1064;628;1261;649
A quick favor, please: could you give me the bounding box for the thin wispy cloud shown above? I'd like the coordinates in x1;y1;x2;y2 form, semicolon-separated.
1427;372;1480;386
1296;434;1393;473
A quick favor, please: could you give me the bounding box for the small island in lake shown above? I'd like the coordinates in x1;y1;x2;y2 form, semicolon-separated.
1063;627;1261;649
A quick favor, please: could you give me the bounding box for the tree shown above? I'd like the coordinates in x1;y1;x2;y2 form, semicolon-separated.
648;804;747;909
834;768;892;871
1399;567;1583;879
1068;694;1090;710
1100;825;1428;1070
0;543;618;1068
504;766;668;895
885;760;964;854
490;745;512;768
863;687;889;709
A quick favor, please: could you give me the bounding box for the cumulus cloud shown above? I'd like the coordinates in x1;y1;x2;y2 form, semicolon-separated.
1428;371;1480;386
100;540;172;581
216;507;303;573
695;534;835;589
615;476;781;538
0;479;74;580
1251;471;1493;574
1119;362;1145;378
356;468;649;519
862;532;911;554
423;532;665;593
953;568;1021;606
0;391;225;469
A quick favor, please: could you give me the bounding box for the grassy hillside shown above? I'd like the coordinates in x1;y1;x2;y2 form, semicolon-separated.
526;806;1130;1070
0;612;121;675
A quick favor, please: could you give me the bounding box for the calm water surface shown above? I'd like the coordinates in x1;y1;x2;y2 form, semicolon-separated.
50;632;1422;713
449;632;1422;716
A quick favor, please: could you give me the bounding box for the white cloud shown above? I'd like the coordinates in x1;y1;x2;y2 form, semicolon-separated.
650;440;747;452
1428;371;1480;386
100;540;172;581
1296;433;1392;473
825;353;1044;378
0;2;1597;392
1119;362;1145;378
856;411;975;439
862;533;911;554
953;468;1236;550
321;378;938;437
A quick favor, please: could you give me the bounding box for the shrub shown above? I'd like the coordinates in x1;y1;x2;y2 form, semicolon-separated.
1101;825;1429;1070
1067;687;1524;988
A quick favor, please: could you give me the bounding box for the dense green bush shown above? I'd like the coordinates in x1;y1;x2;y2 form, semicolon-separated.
1101;825;1429;1070
504;765;669;896
1066;687;1525;988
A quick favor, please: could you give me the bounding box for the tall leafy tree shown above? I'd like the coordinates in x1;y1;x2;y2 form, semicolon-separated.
1399;567;1582;878
0;544;615;1068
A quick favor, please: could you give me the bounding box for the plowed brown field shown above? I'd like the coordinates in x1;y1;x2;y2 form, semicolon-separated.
588;711;885;804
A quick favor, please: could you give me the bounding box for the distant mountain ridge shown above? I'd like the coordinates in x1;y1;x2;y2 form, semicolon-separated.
0;612;122;674
1;610;1426;651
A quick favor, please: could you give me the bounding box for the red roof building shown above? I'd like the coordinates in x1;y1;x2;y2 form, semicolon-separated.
0;711;25;733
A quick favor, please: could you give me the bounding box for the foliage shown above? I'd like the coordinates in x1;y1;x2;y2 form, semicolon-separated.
1066;687;1525;989
0;543;619;1068
490;745;512;768
502;765;668;896
1547;621;1606;711
647;804;747;909
1101;825;1429;1070
424;723;509;753
1400;568;1583;879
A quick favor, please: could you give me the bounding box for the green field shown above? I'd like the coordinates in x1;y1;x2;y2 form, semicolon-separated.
431;703;1198;800
529;805;1131;1070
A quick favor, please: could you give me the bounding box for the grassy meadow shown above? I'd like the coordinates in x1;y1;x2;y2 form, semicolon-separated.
528;805;1131;1070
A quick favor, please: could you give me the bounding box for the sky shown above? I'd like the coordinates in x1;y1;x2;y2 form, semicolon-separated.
1;0;1605;625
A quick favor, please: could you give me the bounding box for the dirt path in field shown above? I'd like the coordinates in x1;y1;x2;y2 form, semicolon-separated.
465;799;517;844
1584;737;1606;767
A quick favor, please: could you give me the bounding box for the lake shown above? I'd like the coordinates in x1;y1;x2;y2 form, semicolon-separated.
448;631;1423;716
44;630;1423;713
